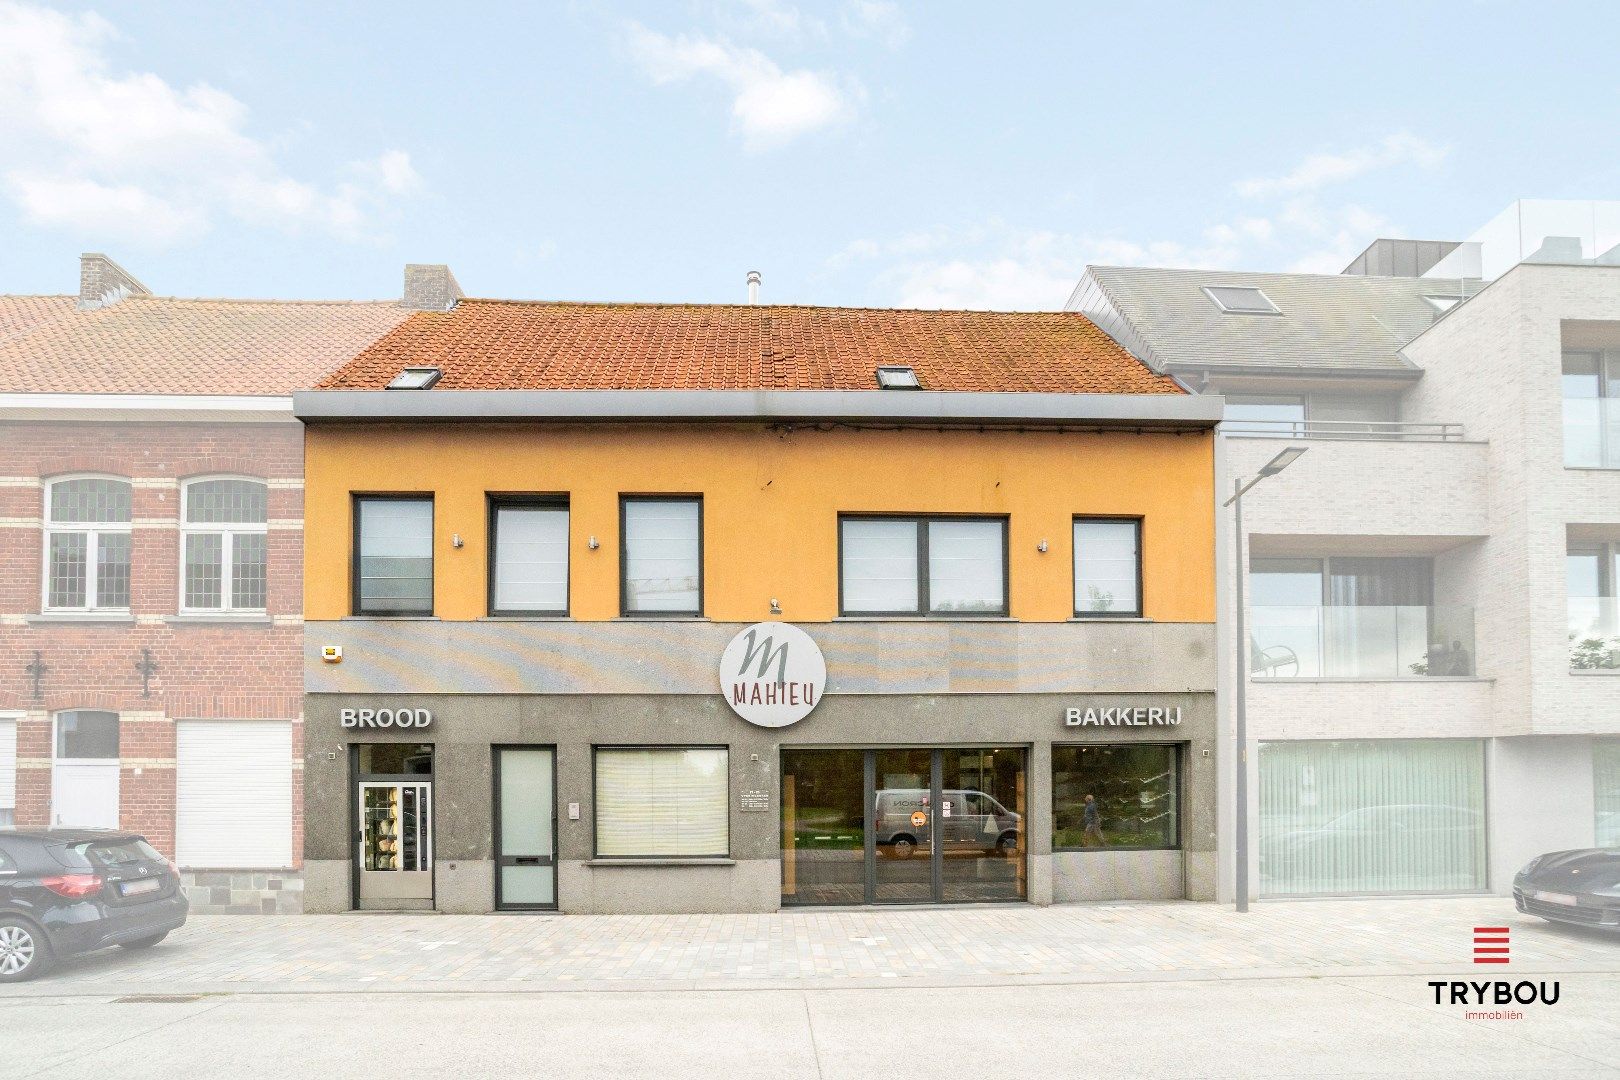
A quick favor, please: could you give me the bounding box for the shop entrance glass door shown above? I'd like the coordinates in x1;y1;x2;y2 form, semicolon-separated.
872;749;936;903
495;747;556;910
354;743;433;910
782;747;1025;906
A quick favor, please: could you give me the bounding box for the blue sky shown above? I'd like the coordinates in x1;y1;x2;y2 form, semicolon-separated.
1;0;1616;308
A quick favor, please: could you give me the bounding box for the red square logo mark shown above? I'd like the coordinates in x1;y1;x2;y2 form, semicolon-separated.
1473;926;1510;964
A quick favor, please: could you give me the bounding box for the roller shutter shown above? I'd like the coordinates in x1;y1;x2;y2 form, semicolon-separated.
176;720;293;869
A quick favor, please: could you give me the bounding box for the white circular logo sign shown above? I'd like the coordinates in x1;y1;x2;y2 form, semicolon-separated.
719;621;827;728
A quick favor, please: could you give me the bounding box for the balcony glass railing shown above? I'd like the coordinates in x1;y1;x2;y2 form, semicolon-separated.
1563;396;1620;468
1224;419;1465;442
1569;598;1620;670
1250;605;1476;679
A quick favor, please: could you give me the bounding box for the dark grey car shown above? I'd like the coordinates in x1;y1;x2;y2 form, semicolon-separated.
1513;848;1620;932
0;829;189;982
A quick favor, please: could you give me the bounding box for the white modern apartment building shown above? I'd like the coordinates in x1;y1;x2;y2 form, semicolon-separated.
1071;200;1620;904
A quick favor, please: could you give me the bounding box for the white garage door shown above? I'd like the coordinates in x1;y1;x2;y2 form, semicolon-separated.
176;720;293;869
0;716;16;828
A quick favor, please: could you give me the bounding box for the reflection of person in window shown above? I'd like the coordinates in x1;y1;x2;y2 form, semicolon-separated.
1083;794;1103;846
1445;639;1471;676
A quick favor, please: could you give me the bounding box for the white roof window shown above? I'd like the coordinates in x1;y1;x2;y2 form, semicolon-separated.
876;365;921;389
1423;294;1463;313
387;366;442;390
1202;286;1281;315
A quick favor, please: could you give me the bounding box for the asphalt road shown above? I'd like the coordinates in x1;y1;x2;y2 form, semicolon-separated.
6;973;1618;1079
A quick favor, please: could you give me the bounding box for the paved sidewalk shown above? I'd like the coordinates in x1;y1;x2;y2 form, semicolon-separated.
5;896;1617;996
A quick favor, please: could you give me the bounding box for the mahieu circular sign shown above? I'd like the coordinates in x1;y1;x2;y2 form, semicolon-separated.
719;621;827;728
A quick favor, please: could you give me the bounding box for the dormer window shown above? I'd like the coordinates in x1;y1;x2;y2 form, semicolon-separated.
876;365;920;389
387;366;442;390
1423;295;1462;314
1202;286;1281;315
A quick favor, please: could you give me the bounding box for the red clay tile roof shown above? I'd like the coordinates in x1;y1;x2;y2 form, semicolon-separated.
0;296;412;395
0;295;76;344
317;301;1181;395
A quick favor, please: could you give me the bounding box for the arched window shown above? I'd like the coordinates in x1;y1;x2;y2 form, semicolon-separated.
181;477;268;612
43;476;132;611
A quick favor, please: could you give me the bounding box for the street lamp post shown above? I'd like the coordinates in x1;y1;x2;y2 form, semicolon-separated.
1224;445;1307;913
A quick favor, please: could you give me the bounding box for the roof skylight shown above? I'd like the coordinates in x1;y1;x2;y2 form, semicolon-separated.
1202;286;1281;315
387;366;442;390
876;365;920;390
1423;295;1463;314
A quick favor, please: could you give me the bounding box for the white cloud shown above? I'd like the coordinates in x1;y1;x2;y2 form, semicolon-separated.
624;21;859;148
731;0;821;39
845;131;1449;309
1235;132;1448;198
841;0;910;47
0;0;421;246
836;223;1245;310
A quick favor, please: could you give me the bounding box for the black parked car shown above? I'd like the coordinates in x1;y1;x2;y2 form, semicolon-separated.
1513;848;1620;932
0;829;188;982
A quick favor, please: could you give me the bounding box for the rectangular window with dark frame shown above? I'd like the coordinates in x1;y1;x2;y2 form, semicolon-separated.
593;746;729;858
620;496;702;615
489;497;569;616
1073;517;1142;617
354;496;434;615
1052;743;1179;850
839;515;1007;616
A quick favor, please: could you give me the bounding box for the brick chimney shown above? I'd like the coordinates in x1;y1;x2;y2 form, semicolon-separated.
78;253;150;310
402;264;463;311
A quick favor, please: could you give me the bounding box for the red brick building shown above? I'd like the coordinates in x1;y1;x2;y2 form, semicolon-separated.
0;255;415;911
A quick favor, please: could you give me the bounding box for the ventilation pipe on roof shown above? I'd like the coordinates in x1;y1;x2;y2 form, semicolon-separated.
402;264;463;311
78;253;150;311
747;270;761;305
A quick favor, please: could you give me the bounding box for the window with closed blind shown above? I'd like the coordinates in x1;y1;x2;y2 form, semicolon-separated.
620;497;703;615
488;497;569;615
593;747;729;858
838;514;1007;616
1258;739;1486;896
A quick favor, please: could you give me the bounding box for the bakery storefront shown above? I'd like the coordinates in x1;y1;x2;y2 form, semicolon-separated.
302;620;1217;914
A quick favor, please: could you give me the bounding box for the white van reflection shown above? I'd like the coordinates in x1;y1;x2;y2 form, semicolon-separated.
873;788;1021;859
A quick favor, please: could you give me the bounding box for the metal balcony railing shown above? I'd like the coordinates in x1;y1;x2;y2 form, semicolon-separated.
1223;419;1466;442
1250;604;1476;679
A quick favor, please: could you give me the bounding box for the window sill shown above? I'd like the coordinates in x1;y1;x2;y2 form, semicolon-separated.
340;615;441;621
1249;676;1492;684
478;614;572;621
613;615;711;622
26;612;134;625
1054;846;1181;854
834;615;1017;623
585;858;735;867
166;614;272;626
1569;668;1620;675
1068;616;1152;623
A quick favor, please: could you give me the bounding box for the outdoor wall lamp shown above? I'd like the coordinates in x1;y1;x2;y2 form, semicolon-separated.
1037;539;1049;553
770;598;782;615
588;535;600;550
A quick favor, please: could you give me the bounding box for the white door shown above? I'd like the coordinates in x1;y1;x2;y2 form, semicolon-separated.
52;710;120;828
176;720;293;868
0;716;17;828
52;764;119;828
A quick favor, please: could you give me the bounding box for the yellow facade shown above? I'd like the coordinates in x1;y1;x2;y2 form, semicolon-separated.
303;422;1216;624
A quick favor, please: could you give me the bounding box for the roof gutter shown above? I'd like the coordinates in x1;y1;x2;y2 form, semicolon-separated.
293;388;1224;428
0;392;294;422
1162;363;1423;381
